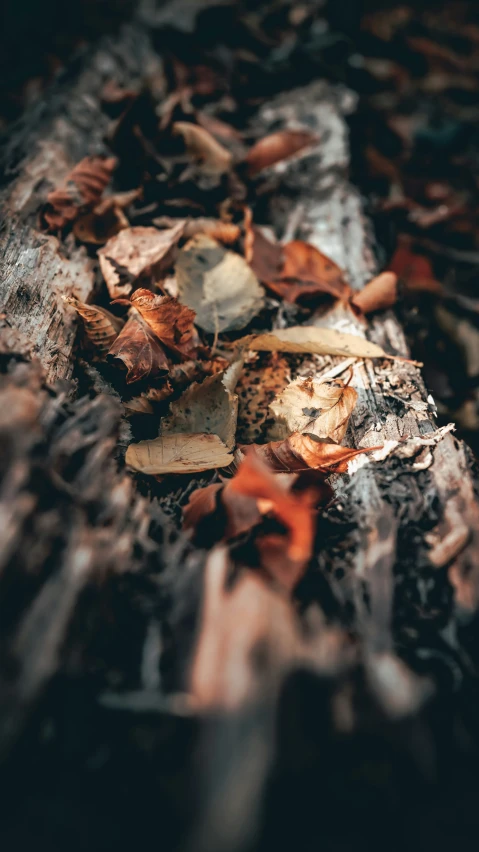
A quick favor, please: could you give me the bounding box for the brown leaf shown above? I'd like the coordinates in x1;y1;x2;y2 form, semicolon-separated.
351;271;398;315
236;354;290;443
99;222;186;299
124;288;200;360
269;375;358;443
62;295;123;355
266;240;351;303
245;129;320;177
176;234;264;333
125;433;233;474
153;216;241;245
388;242;443;295
241;326;402;361
247;225;284;282
245;432;380;473
107;308;169;383
173;121;233;175
123;396;154;416
184;453;317;592
73;189;140;245
43;156;117;230
161;359;243;450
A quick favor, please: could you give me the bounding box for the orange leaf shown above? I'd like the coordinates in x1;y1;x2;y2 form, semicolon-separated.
388;242;444;295
245;432;381;473
351;271;398;315
43;156;117;230
108;308;169;383
125;288;201;360
268;240;351;303
245;129;320;177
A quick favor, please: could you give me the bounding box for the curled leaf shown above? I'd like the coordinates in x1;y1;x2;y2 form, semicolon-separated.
161;360;243;450
351;271;398;315
123;288;200;360
73;203;128;245
62;295;123;355
99;222;186;299
173;121;233;175
269;375;358;443
244;432;381;473
125;433;233;474
108;308;169;383
267;240;351;303
245;129;320;177
153;216;241;245
241;326;399;360
176;234;264;333
184;453;317;592
43;156;117;230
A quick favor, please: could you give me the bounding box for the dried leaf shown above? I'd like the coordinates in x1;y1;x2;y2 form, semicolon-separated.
161;360;243;450
43;156;117;230
153;216;241;245
62;295;123;355
242;326;399;360
122;288;200;360
351;271;398;315
245;129;320;177
123;396;154;416
269;375;358;442
388;242;443;295
125;433;233;474
236;354;290;443
108;308;169;383
266;240;351;303
244;432;380;473
173;121;233;175
247;225;284;282
176;234;264;333
73;190;140;245
73;204;129;245
184;453;317;592
99;222;186;299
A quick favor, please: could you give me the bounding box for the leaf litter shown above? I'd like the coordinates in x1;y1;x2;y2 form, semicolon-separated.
44;4;459;728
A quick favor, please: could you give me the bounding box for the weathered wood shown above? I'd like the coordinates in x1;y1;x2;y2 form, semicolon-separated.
0;24;161;382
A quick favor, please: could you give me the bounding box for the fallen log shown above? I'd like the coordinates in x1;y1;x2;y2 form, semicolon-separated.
1;10;479;852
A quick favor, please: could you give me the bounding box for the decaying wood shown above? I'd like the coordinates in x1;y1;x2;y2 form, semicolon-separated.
0;25;160;382
1;14;479;852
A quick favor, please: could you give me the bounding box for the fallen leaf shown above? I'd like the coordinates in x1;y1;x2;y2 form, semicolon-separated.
269;374;358;443
388;242;443;295
62;295;123;355
245;129;320;177
247;225;284;282
236;354;290;443
241;326;400;360
73;204;129;245
173;121;233;175
43;156;117;230
243;432;380;473
153;216;241;245
123;396;154;416
119;288;200;360
108;308;169;383
351;271;398;315
176;234;264;333
266;240;351;303
99;222;186;299
161;359;243;450
184;453;317;592
125;433;233;474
